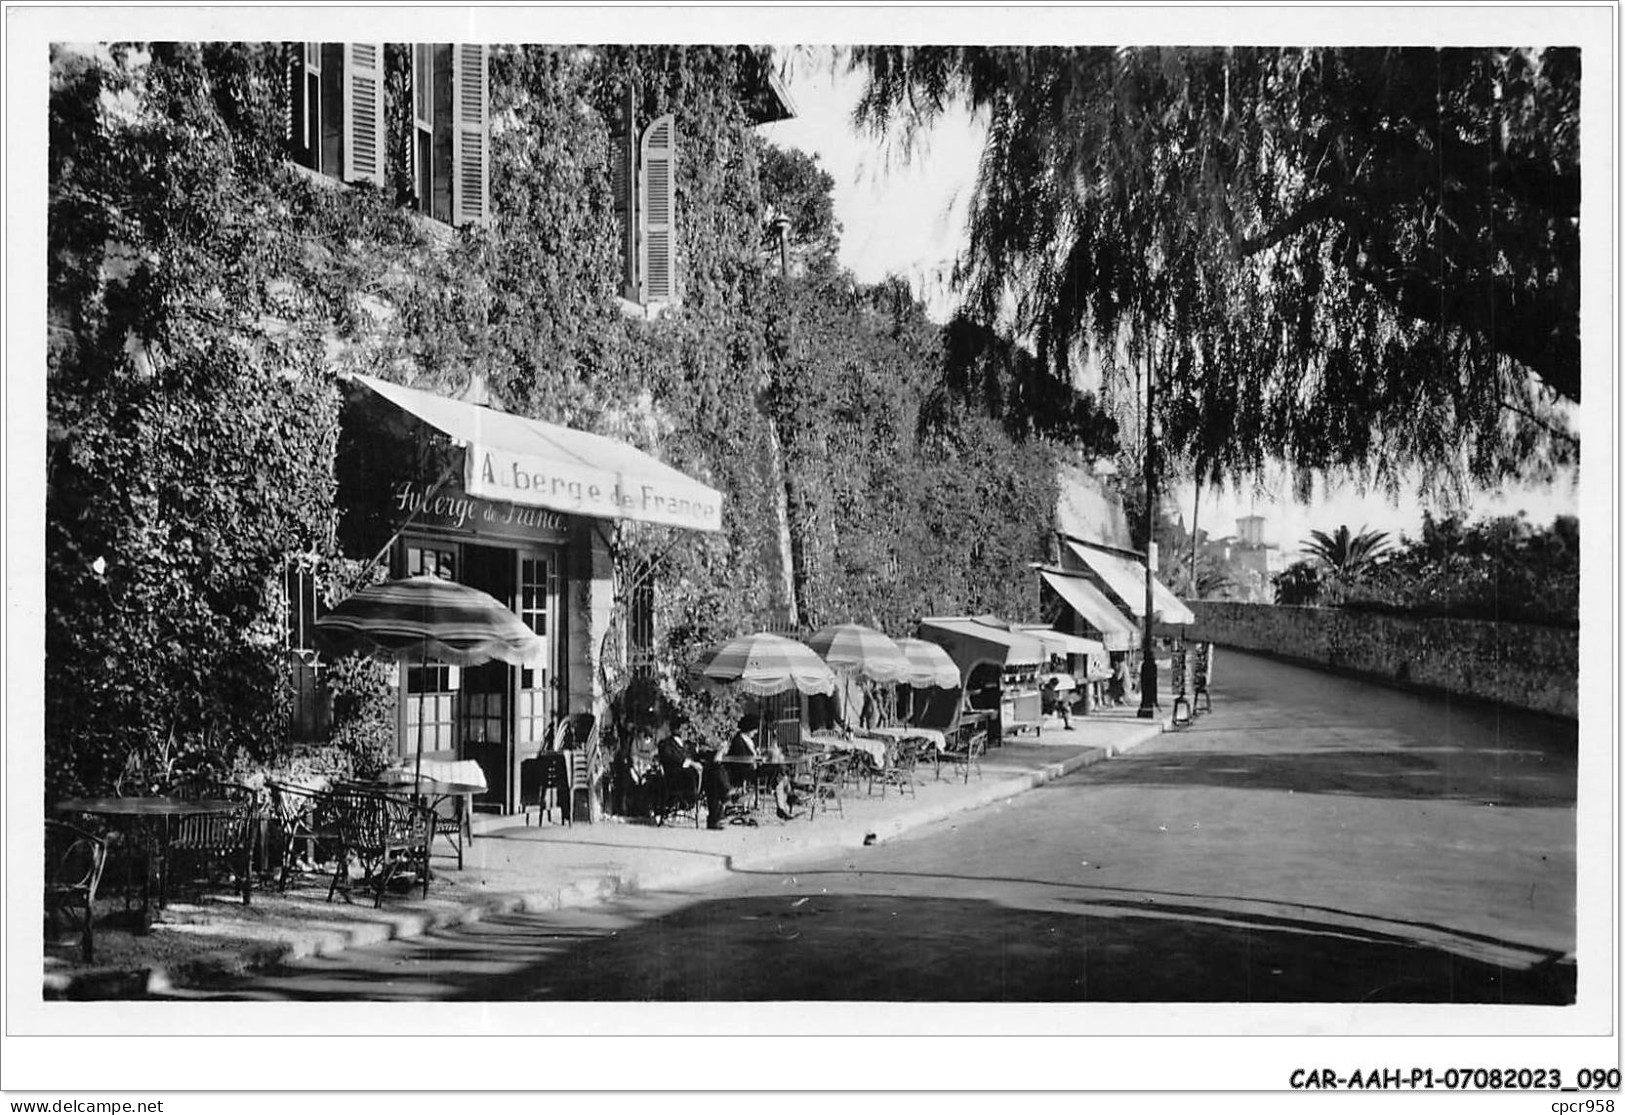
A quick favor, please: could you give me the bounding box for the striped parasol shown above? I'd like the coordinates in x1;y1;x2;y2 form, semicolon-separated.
315;576;545;667
315;576;545;787
702;632;838;697
896;637;962;689
805;623;911;683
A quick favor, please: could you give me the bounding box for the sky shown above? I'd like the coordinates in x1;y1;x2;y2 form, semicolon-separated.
755;49;1582;557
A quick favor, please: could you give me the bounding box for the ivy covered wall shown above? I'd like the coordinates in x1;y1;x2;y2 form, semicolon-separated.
46;41;1097;796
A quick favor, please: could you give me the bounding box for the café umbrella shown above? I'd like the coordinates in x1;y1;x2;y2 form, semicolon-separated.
895;637;962;689
315;575;546;787
804;623;912;683
701;633;838;698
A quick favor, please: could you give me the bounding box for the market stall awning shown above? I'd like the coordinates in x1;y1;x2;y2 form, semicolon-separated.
1065;541;1196;625
1036;568;1138;651
1016;625;1104;660
353;374;723;532
916;617;1048;670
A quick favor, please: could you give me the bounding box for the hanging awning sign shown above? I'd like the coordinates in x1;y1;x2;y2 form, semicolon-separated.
354;375;723;533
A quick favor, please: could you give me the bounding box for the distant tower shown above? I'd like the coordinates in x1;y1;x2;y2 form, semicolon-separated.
1236;514;1267;547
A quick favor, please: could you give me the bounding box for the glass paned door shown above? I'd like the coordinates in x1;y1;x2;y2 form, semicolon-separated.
515;553;560;754
401;544;458;759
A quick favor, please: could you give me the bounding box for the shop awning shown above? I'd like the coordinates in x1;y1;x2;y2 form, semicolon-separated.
1065;541;1196;625
1037;568;1138;651
1016;625;1104;660
916;617;1047;671
353;374;724;532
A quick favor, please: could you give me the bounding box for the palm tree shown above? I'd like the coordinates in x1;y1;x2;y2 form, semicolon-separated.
1300;525;1393;585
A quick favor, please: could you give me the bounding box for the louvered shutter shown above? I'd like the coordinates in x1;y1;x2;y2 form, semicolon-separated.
341;42;385;186
639;113;676;304
609;86;638;300
450;43;490;227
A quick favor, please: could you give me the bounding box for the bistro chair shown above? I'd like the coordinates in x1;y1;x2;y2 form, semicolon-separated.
45;821;108;963
264;780;341;892
165;781;257;906
875;737;921;800
563;727;597;825
792;751;847;820
937;724;987;784
326;788;433;908
650;747;702;828
520;750;571;825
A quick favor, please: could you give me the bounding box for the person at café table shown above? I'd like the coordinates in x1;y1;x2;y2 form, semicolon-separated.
656;722;702;811
700;716;756;830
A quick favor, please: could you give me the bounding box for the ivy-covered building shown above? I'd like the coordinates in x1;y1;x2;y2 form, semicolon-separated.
46;41;798;806
46;40;1077;809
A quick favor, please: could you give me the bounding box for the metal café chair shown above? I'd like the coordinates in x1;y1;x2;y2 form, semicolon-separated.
165;781;257;906
326;788;433;908
264;780;341;891
45;820;108;962
937;723;987;783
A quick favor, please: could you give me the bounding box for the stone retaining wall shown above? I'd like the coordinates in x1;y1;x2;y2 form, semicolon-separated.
1187;602;1578;720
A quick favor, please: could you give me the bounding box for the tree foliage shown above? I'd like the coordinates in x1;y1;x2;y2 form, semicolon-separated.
1271;513;1577;624
1353;512;1579;626
1300;525;1394;586
848;46;1580;498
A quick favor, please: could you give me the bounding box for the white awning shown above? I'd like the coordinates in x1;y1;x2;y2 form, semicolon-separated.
1037;569;1139;651
917;617;1048;670
1065;541;1197;625
353;374;723;532
1015;625;1104;659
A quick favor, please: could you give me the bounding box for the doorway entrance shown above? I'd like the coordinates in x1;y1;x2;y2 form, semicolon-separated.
399;537;565;814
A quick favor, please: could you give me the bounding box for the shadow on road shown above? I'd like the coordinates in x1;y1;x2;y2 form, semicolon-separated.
185;889;1575;1006
1072;746;1576;806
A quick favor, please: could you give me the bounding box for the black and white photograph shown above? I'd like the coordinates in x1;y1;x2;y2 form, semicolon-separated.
4;1;1618;1103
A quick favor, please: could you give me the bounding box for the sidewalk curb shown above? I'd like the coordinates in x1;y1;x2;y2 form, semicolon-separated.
53;722;1167;997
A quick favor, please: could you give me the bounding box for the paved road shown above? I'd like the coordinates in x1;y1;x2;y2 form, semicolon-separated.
189;650;1577;1003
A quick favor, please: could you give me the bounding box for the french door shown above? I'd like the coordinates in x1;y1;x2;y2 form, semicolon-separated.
397;539;564;813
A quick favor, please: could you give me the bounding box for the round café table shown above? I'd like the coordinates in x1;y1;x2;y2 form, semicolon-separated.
52;796;241;934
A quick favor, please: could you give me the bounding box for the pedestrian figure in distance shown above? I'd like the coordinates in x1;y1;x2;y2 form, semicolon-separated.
1043;676;1075;729
1109;654;1132;707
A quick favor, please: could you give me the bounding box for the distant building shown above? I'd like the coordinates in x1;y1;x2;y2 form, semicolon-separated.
1225;515;1286;602
1235;514;1268;547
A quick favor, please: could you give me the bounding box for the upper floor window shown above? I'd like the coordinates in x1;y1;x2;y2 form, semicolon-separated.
286;41;489;228
610;90;678;307
287;43;386;188
409;43;490;227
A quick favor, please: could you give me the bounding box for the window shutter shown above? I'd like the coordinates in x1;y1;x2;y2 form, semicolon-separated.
287;43;319;169
638;113;676;304
341;42;385;186
450;43;490;227
609;86;638;300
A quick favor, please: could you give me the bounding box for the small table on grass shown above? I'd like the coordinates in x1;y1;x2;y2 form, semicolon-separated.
52;795;241;934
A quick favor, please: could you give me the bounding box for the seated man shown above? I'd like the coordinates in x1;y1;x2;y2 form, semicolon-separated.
655;727;702;818
701;717;760;829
